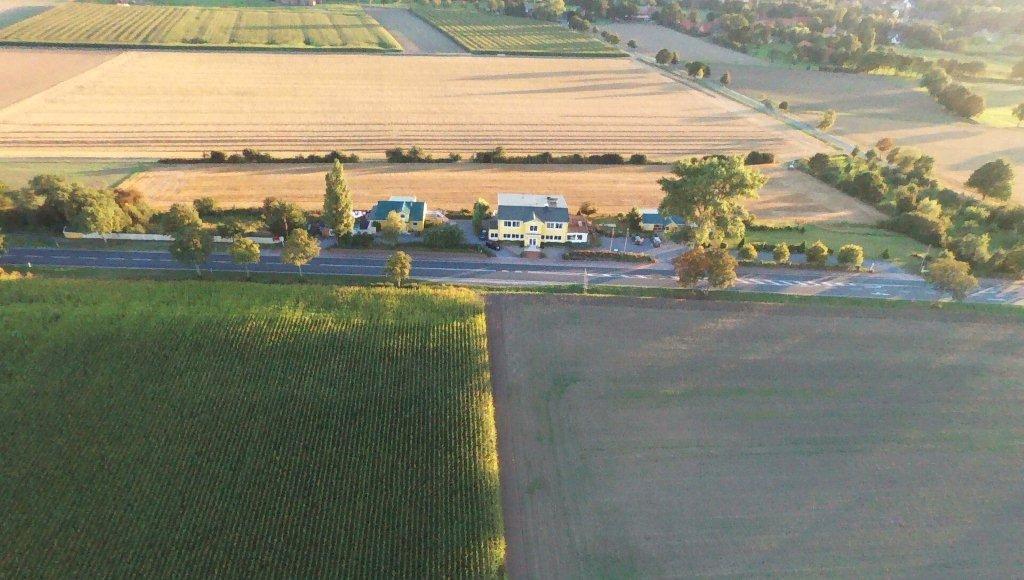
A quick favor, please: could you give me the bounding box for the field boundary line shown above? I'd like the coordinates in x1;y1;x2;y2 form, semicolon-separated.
0;50;135;116
635;55;854;154
0;39;402;54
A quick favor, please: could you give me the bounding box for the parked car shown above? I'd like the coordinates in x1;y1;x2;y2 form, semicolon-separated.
485;241;501;251
633;235;645;245
478;229;488;241
651;236;662;248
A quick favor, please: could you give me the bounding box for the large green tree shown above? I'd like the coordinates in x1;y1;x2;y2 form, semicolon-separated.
262;198;307;238
229;237;261;279
281;229;321;277
323;160;354;238
164;203;203;234
673;246;737;289
472;198;490;233
966;159;1015;201
658;155;766;244
385;251;412;287
380;210;406;246
73;195;130;241
925;254;978;301
170;227;214;277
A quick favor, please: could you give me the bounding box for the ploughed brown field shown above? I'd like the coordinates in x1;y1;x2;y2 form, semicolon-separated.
121;162;884;223
487;294;1024;577
604;22;1024;202
0;50;823;159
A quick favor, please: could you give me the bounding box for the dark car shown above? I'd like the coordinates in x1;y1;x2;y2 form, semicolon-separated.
478;230;489;241
485;241;501;251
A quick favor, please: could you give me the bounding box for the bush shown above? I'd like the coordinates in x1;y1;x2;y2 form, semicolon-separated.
385;146;454;164
888;211;948;246
988;204;1024;232
772;242;790;264
852;171;886;203
837;244;864;268
998;246;1024;277
193;197;217;217
806;241;830;265
951;232;991;265
744;151;776;165
471;148;632;165
737;243;758;261
422;224;466;249
338;232;374;248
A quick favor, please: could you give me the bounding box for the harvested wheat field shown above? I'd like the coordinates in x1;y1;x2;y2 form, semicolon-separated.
0;50;824;159
0;47;121;108
122;162;882;223
604;23;1024;202
488;294;1024;577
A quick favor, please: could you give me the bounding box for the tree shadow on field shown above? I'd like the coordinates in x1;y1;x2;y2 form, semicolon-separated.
474;80;670;97
461;68;645;83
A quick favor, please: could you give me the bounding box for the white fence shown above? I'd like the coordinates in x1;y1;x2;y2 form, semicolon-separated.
63;229;283;245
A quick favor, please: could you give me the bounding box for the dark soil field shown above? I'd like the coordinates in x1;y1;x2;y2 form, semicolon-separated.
487;294;1024;577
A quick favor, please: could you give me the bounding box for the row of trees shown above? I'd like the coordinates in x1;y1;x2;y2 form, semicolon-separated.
920;67;986;118
804;143;1022;280
662;153;986;300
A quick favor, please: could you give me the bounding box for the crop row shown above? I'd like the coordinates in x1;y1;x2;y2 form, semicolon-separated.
0;3;401;50
0;281;503;577
411;5;622;56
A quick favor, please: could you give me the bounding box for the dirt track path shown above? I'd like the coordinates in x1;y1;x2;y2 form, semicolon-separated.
364;7;464;55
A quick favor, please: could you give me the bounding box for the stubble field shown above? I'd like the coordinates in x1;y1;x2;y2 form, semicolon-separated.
120;161;883;223
487;294;1024;577
0;50;823;159
604;22;1024;203
0;47;121;108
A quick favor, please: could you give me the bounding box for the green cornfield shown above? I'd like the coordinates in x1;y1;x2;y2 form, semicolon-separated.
0;3;402;51
0;279;504;576
411;5;623;56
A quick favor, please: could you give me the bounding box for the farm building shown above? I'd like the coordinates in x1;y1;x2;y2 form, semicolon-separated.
633;5;655;21
367;196;427;233
567;215;591;243
639;209;685;233
488;194;579;248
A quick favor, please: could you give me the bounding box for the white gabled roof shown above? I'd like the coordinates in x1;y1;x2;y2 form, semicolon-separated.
497;193;567;209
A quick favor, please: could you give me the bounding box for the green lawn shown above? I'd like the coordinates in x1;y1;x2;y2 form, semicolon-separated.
970;81;1024;128
410;5;622;56
0;159;153;190
0;279;504;576
0;3;401;51
742;223;932;266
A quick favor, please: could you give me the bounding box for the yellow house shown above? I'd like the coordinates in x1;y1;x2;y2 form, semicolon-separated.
488;194;573;249
368;196;427;233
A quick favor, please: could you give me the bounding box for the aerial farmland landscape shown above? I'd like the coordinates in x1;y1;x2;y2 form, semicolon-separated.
1;0;1023;577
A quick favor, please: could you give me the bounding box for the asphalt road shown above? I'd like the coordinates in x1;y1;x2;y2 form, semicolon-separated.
3;247;1023;305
